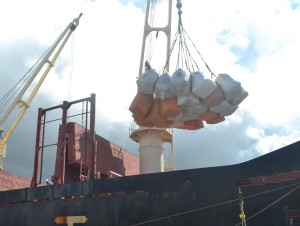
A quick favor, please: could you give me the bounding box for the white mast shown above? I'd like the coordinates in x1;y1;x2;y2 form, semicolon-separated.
130;0;174;174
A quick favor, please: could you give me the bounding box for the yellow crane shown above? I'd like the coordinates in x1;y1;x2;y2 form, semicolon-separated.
0;13;82;171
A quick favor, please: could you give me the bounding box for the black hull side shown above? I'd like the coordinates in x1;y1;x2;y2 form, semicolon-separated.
1;141;300;226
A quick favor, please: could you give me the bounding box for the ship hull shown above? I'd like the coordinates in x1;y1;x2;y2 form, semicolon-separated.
1;141;300;226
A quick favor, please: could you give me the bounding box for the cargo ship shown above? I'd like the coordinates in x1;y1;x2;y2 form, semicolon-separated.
1;1;300;226
0;90;300;226
1;115;300;225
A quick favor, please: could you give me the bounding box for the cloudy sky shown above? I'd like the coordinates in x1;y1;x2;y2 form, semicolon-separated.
1;0;300;181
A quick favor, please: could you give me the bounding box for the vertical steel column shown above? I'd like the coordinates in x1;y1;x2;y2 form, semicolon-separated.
31;94;96;185
132;0;174;174
89;93;96;179
138;0;172;76
60;101;69;184
31;107;44;187
39;111;47;184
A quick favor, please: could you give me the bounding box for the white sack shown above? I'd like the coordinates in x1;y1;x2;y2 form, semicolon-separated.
230;88;249;105
178;108;199;122
154;72;172;100
191;71;216;99
170;68;191;95
188;103;207;115
177;92;200;107
210;99;238;116
167;111;184;121
215;73;243;101
220;104;239;116
136;69;159;94
210;99;230;113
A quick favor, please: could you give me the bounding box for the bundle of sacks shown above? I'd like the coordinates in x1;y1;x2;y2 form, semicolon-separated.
129;68;248;130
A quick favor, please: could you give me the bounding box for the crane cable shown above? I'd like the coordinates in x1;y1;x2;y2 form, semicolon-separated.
129;182;300;226
145;0;158;69
238;187;247;226
0;30;76;117
234;183;300;226
164;0;215;77
0;60;38;113
67;33;76;102
0;44;52;115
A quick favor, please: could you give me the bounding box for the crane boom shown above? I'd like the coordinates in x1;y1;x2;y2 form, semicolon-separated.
0;13;82;171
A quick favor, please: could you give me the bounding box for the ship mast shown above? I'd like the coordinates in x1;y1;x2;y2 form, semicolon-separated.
130;0;174;174
0;13;82;171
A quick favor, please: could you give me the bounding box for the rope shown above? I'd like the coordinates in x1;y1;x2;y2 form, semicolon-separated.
234;183;300;226
130;198;238;226
145;0;158;66
182;27;214;77
181;30;199;72
0;34;59;115
163;0;215;77
129;182;300;226
238;187;247;226
0;64;33;113
0;48;48;114
164;30;179;72
68;33;75;102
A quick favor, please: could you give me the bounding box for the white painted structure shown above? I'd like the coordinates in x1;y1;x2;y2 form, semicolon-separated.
129;125;173;174
139;131;164;173
129;0;174;174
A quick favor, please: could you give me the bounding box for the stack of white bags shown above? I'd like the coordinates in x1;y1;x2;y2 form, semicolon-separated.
131;68;248;130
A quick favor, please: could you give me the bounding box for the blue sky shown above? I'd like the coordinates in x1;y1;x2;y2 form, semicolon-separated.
290;0;300;9
119;0;147;9
1;0;300;179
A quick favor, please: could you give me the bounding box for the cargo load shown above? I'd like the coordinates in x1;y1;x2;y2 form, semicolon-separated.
191;71;216;99
154;72;172;100
129;69;248;130
170;68;191;95
136;69;159;94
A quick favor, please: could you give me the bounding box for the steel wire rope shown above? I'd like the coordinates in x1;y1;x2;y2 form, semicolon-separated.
145;0;158;68
176;34;183;69
0;58;41;113
176;13;193;72
181;29;200;72
180;34;192;71
129;182;300;226
178;32;188;69
0;36;58;115
234;183;300;226
163;0;183;72
173;29;192;72
173;0;197;72
67;33;75;102
164;30;179;72
173;0;184;71
164;0;208;75
174;23;210;75
182;27;215;77
180;31;196;72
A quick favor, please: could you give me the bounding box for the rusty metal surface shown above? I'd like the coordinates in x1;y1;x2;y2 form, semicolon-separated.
59;122;140;181
1;140;300;225
33;94;139;187
0;171;31;191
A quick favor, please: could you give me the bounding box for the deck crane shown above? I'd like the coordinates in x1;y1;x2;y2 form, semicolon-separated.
129;0;174;174
129;0;248;173
0;13;82;171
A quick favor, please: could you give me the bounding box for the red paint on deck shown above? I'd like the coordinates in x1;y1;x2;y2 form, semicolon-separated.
0;171;31;191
